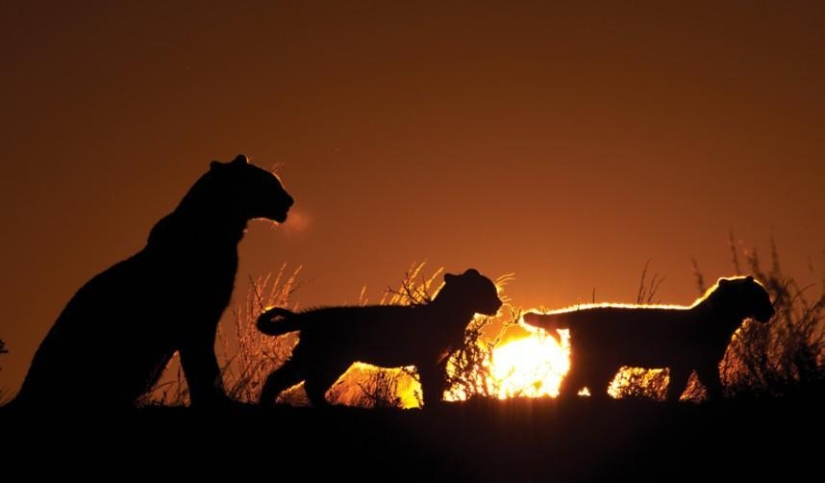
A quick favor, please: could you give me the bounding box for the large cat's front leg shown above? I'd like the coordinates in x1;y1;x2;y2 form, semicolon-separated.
179;324;227;407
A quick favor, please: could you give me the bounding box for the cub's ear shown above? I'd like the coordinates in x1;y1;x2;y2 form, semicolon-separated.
210;160;223;170
746;275;754;282
231;154;249;165
444;273;456;283
463;268;481;278
719;278;731;287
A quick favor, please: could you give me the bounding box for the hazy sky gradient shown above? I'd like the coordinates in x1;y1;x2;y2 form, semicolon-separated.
1;2;823;394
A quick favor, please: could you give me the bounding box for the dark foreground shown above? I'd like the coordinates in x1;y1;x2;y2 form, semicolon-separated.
2;395;822;481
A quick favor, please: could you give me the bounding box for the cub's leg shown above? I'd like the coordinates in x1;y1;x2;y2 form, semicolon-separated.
260;357;306;406
665;365;693;402
417;363;447;408
587;364;619;400
180;328;225;406
558;361;586;399
695;362;724;401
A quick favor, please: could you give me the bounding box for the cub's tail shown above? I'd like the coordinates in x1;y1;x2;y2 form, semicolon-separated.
521;311;565;343
257;307;302;336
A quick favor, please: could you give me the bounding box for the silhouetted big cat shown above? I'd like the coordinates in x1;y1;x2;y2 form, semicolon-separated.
16;154;293;408
257;269;503;407
522;276;774;401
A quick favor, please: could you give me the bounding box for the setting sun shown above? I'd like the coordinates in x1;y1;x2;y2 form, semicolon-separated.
441;320;573;403
489;329;571;399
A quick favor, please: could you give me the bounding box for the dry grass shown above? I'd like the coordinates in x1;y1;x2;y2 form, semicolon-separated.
141;235;823;407
715;236;825;398
224;264;304;403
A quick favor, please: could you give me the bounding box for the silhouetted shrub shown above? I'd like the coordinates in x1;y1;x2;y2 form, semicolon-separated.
609;367;670;401
444;307;518;401
224;264;303;403
712;236;825;398
354;369;406;409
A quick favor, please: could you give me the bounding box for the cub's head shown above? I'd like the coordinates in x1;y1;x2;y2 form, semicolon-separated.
715;275;775;323
436;268;503;316
195;154;294;222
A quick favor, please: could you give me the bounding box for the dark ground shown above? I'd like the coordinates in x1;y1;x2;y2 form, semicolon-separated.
1;394;822;481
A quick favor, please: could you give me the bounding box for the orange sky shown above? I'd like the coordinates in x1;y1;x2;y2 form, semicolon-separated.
1;2;823;396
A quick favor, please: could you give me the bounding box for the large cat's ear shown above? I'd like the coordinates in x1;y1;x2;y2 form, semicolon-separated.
212;155;248;170
718;278;730;287
444;273;456;283
463;268;480;278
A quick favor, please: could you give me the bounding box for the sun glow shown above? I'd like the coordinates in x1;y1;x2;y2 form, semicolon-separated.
488;329;571;398
442;321;574;402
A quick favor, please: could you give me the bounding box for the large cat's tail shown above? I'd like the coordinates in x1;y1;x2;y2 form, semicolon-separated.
256;307;302;336
521;312;564;343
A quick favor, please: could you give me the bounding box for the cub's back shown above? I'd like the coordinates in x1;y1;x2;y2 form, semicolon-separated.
532;306;696;337
297;305;428;337
292;304;454;366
